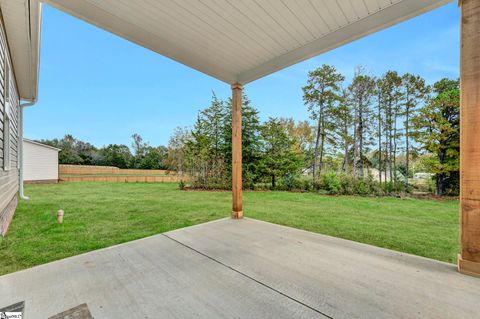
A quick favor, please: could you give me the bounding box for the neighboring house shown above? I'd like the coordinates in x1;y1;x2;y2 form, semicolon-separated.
23;139;60;183
0;2;41;235
413;172;434;180
368;168;405;182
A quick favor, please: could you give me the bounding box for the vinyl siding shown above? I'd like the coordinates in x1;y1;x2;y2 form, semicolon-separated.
24;140;59;182
0;6;20;234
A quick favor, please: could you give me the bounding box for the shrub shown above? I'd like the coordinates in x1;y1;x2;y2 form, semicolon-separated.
186;167;415;197
281;174;304;191
356;179;367;195
302;178;312;192
179;180;186;190
320;172;341;194
312;179;322;191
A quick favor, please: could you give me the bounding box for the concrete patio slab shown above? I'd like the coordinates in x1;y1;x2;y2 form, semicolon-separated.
1;218;478;318
0;222;324;318
166;218;480;319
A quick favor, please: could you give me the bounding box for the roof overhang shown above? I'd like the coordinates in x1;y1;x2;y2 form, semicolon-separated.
42;0;452;85
23;138;61;151
0;0;42;102
0;0;454;100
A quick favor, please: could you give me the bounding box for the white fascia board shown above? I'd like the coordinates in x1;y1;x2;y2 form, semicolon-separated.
0;0;41;101
28;0;42;102
24;138;61;151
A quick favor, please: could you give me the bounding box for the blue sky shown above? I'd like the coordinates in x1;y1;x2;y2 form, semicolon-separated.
25;3;460;147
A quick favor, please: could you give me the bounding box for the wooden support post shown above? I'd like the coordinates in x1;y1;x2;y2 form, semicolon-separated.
231;83;243;219
458;0;480;277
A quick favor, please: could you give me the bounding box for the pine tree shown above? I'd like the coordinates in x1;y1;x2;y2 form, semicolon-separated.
377;71;402;183
348;67;375;178
259;118;303;188
401;74;429;184
199;92;227;160
375;79;384;184
331;89;353;172
302;65;344;180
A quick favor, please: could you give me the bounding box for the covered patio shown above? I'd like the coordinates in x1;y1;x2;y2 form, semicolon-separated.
13;0;474;276
2;0;480;317
1;218;478;318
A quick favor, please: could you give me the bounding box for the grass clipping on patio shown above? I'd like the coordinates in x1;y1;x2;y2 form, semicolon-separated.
0;182;459;275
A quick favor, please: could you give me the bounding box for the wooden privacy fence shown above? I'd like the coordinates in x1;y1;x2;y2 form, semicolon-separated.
59;165;169;175
59;165;189;183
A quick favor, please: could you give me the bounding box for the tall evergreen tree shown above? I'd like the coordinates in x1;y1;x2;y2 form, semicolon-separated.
377;71;402;182
259;118;303;188
199;92;227;160
348;68;376;177
375;79;384;184
331;89;353;172
302;64;344;180
401;73;429;184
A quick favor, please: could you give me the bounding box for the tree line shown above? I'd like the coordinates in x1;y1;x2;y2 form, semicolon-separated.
41;134;168;170
43;64;459;196
302;65;458;195
163;93;304;189
166;65;459;195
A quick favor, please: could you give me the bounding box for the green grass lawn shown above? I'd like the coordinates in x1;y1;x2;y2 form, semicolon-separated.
0;182;459;275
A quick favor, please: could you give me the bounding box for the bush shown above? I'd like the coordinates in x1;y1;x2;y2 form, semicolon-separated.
187;167;414;197
340;174;356;195
320;172;341;194
192;178;230;190
179;180;186;190
302;178;312;192
365;174;385;196
281;174;304;191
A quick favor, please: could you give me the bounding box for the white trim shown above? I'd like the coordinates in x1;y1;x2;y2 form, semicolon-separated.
23;138;61;151
0;0;42;101
27;0;43;102
19;101;37;201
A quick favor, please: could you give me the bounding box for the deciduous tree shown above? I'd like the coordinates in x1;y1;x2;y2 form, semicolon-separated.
412;78;460;195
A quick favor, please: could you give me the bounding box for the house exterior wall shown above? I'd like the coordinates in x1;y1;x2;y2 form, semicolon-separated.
23;140;59;182
0;10;20;236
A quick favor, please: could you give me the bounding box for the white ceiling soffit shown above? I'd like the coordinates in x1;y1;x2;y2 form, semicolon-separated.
0;0;42;101
45;0;452;85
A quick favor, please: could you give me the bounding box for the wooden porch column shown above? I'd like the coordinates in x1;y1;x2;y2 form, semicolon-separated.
458;0;480;277
231;83;243;219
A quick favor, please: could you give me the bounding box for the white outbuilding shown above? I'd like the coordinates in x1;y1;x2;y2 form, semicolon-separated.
23;139;60;183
